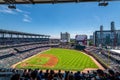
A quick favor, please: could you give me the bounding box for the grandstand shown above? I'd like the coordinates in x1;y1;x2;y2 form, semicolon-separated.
0;32;119;79
0;29;60;80
0;29;56;80
84;47;120;71
0;29;60;67
0;30;120;80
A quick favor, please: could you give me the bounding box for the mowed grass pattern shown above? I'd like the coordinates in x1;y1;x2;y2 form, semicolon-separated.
43;48;98;70
16;48;98;70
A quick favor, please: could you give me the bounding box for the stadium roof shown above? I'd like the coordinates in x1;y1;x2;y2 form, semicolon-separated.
0;29;50;37
0;0;115;4
0;0;119;9
110;49;120;54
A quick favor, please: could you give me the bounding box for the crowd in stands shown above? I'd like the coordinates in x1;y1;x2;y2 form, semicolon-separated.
0;43;51;68
0;68;120;80
14;44;50;52
84;46;120;72
0;48;17;59
0;41;120;80
59;43;72;49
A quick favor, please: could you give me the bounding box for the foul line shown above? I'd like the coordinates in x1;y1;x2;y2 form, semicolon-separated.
11;49;51;68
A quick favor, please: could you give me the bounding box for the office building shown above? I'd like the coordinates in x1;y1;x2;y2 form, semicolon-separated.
94;21;120;48
60;32;70;43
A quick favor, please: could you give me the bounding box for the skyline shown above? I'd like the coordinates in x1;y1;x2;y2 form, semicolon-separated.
0;2;120;38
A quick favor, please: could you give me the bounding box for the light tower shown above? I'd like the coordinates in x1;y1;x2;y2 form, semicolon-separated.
100;25;103;47
111;21;116;48
111;21;115;32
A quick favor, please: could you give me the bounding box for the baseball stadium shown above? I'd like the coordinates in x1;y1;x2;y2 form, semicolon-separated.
0;0;120;80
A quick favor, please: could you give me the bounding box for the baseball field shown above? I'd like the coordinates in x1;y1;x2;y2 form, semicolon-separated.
16;48;98;71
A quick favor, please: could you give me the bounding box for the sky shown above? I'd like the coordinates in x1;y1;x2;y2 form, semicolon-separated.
0;1;120;38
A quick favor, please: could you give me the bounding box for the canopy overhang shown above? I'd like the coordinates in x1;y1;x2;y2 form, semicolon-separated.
0;0;113;4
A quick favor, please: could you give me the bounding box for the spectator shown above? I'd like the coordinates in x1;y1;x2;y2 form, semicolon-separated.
11;74;20;80
30;70;38;80
48;70;55;80
44;69;49;80
74;71;81;80
108;69;116;80
57;70;63;80
37;70;44;80
68;72;74;80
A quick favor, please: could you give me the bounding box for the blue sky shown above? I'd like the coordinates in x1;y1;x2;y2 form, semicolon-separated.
0;2;120;38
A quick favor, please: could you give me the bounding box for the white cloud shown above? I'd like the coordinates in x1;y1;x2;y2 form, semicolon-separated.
23;18;31;22
0;6;16;14
0;5;32;23
23;14;32;22
0;9;15;14
0;5;28;14
24;14;30;18
16;8;23;13
15;9;32;22
15;8;30;14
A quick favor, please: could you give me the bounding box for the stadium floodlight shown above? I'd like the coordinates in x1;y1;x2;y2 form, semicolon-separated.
98;0;108;6
8;5;16;9
98;2;108;6
4;0;16;9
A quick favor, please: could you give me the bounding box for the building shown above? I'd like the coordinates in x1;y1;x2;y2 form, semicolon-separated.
75;35;87;46
60;32;70;43
94;21;120;48
90;35;93;40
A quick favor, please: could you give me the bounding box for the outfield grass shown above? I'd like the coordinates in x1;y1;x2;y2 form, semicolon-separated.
16;48;98;71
